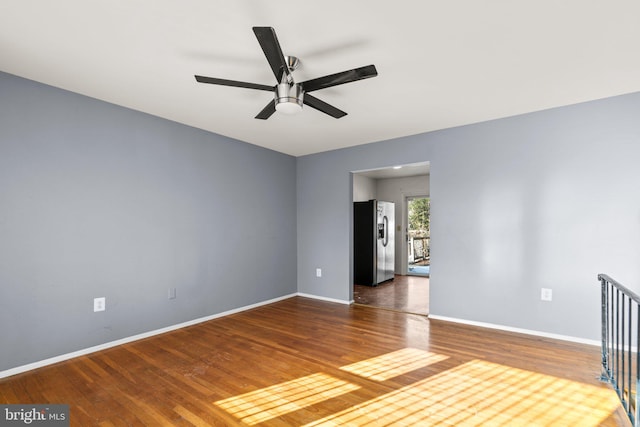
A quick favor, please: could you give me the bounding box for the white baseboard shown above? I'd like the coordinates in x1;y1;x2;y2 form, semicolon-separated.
296;292;352;305
0;293;298;379
428;314;600;347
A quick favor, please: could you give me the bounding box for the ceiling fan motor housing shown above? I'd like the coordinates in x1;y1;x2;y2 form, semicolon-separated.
275;83;304;114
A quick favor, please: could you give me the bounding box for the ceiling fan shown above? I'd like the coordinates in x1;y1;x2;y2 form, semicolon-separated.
194;27;378;119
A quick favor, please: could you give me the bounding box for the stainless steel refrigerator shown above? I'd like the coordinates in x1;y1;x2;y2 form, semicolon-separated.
353;200;395;286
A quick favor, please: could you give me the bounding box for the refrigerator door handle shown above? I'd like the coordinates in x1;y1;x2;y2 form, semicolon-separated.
382;216;389;247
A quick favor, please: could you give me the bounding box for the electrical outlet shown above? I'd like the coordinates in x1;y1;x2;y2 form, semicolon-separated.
94;297;106;312
541;288;553;302
168;288;176;300
316;268;322;278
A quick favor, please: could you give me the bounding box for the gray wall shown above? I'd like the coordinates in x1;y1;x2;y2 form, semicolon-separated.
0;71;297;372
297;92;640;340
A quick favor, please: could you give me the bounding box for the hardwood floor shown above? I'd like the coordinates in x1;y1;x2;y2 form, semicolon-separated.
0;297;630;426
354;274;429;315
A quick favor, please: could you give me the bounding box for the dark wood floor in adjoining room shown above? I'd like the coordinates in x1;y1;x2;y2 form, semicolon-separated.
0;297;629;426
354;274;429;315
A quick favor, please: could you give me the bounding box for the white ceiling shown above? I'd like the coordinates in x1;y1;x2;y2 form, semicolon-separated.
1;1;639;157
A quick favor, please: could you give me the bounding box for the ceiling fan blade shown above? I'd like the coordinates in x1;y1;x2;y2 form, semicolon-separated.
195;75;274;92
303;94;347;119
301;64;378;93
255;100;277;120
252;27;291;84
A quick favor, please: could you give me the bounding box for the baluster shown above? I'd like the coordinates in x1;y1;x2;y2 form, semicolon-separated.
632;303;640;425
612;284;616;384
623;295;627;408
602;277;609;380
617;288;620;392
629;295;633;418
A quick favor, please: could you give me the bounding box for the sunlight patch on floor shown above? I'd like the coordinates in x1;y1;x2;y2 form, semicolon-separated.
305;359;621;427
212;372;360;425
340;348;448;381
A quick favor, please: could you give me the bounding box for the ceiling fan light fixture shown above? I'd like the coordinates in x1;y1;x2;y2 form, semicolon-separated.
275;83;304;115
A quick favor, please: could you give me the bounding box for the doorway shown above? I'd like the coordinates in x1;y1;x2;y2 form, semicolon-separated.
351;163;430;315
407;196;430;276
